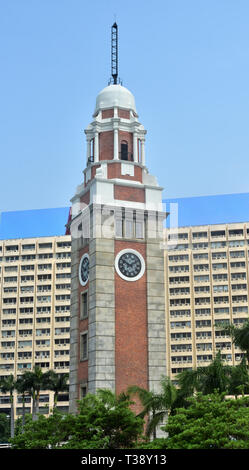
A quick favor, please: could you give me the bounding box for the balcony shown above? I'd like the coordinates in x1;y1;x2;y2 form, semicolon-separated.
228;230;244;238
1;344;15;350
18;332;33;338
1;323;16;330
196;358;213;365
171;359;193;365
169;291;190;297
210;231;226;240
54;352;70;359
170;335;192;343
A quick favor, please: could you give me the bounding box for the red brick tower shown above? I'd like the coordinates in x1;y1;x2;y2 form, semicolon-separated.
69;24;166;412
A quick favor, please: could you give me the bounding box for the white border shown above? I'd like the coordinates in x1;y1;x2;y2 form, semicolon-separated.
79;253;89;286
115;248;145;282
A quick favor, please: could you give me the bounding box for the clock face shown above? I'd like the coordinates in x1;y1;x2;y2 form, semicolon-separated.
79;253;89;286
115;249;145;281
118;252;141;278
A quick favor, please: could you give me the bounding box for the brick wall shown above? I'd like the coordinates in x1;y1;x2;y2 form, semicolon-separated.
114;184;145;203
108;162;143;182
102;109;114;119
80;190;90;206
99;131;114;160
114;240;148;401
118;109;130;119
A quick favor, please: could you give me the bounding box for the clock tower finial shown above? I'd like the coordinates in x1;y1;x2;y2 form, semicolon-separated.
111;22;118;85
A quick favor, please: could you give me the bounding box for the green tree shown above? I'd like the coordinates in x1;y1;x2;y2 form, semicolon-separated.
0;375;16;438
10;412;70;449
0;413;10;443
198;351;232;394
42;371;69;410
15;374;32;429
162;393;249;449
67;389;144;449
128;377;178;439
224;320;249;367
21;366;46;421
176;352;232;400
174;368;201;407
10;389;144;449
227;357;249;397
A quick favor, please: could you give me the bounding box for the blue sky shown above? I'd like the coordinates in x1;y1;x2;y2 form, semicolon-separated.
1;193;249;240
0;0;249;213
0;206;70;240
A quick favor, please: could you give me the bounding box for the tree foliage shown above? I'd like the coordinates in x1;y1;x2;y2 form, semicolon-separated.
10;389;144;449
128;377;177;439
0;414;10;443
162;393;249;449
0;375;15;438
176;351;249;402
224;320;249;366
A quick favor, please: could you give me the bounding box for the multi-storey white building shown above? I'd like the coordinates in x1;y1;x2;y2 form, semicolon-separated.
1;216;249;418
164;222;249;382
0;235;71;417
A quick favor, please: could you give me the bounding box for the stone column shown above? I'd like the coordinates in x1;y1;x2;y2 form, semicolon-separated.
133;131;138;163
86;137;91;165
141;138;145;166
94;132;99;162
114;128;119;160
88;236;115;394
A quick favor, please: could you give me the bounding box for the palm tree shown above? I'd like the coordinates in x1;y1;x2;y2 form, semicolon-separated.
197;351;232;395
0;375;16;438
128;377;177;439
176;352;232;400
174;368;202;409
228;356;249;397
176;368;200;395
224;320;249;367
15;374;32;430
43;371;69;410
22;366;45;420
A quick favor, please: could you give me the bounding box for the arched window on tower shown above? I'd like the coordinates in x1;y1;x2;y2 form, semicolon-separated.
120;141;128;161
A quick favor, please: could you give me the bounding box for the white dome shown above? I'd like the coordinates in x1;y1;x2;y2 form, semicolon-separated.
94;84;137;115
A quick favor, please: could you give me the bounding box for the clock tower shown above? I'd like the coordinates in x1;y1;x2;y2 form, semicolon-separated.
69;24;166;413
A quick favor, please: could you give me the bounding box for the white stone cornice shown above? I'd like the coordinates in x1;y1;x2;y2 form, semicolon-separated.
72;172;163;201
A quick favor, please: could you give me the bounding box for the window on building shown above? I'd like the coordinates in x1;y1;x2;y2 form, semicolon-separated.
80;332;88;361
229;229;243;237
80;383;88;398
120;141;128;160
125;218;134;238
192;232;207;239
115;217;123;237
211;230;226;237
193;253;208;260
194;275;209;282
135;220;144;239
39;243;53;250
212;252;227;260
211;241;226;249
213;285;228;293
81;291;88;319
22;244;35;251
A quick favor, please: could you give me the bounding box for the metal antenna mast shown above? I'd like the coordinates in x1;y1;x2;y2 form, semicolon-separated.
111;22;118;84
